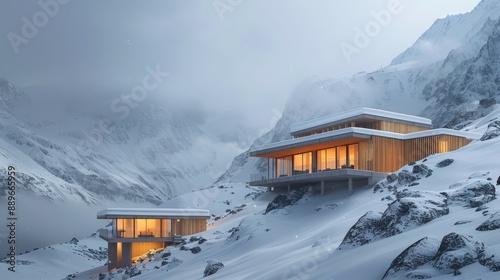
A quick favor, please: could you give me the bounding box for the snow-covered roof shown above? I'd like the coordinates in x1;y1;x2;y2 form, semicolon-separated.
290;107;432;135
97;208;210;219
250;127;481;156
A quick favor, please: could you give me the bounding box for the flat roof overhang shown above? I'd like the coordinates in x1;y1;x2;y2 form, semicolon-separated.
250;127;480;158
290;107;433;136
97;208;210;219
249;169;387;188
250;132;370;158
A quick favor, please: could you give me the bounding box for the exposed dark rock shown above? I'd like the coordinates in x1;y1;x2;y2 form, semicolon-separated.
124;266;141;277
198;238;207;244
203;259;224;277
386;173;398;183
398;170;417;185
385;233;493;278
373;183;384;193
190;246;201;254
479;97;496;108
339;191;448;249
338;211;382;249
436;159;454;168
382;237;441;279
433;233;484;271
476;211;500;231
454;220;472;225
480;121;500;141
497;175;500;185
479;247;500;271
470;195;496;207
69;237;79;245
446;180;496;207
264;187;308;214
264;195;288;214
190;236;200;242
476;205;489;212
380;191;448;237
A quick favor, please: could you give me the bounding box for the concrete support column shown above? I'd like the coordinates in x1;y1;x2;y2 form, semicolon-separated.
267;187;272;192
320;181;325;196
348;177;353;195
122;242;132;268
108;242;117;270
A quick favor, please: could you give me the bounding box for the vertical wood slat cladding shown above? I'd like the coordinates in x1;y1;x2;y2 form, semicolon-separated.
179;219;207;236
378;121;429;134
362;135;472;173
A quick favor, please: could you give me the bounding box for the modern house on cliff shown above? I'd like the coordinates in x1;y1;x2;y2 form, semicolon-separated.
97;208;209;270
249;108;478;195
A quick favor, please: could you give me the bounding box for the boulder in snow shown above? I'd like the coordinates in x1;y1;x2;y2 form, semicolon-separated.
433;233;484;272
339;190;448;249
480;120;500;141
338;211;383;249
436;158;454;168
190;246;202;254
204;259;224;277
383;237;441;279
446;179;496;207
386;173;398;183
476;211;500;231
264;187;309;214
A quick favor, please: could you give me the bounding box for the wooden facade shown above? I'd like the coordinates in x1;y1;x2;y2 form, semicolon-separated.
294;120;430;138
251;109;476;190
358;135;472;172
171;219;207;236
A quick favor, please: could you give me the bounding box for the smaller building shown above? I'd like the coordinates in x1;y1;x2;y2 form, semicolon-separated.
97;208;209;270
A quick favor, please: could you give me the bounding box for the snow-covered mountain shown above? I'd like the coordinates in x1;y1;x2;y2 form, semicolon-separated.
0;80;245;255
6;108;500;280
0;81;243;205
220;0;500;182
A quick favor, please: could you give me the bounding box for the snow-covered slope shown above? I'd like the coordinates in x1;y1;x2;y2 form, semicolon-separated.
16;109;500;280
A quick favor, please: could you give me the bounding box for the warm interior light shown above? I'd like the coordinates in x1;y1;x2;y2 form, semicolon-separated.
176;219;180;222
439;140;449;153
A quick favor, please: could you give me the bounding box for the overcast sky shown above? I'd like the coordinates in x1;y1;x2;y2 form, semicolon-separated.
0;0;481;134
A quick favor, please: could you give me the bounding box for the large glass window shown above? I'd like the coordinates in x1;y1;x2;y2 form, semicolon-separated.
135;219;161;237
349;143;359;169
293;152;312;175
317;144;358;170
317;148;336;171
337;146;347;168
115;218;134;238
277;156;292;177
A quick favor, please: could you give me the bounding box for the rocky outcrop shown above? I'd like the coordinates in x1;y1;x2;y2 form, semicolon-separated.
445;179;496;207
383;237;441;279
480;120;500;141
476;211;500;231
433;233;484;271
339;190;448;249
264;187;309;214
204;259;224;277
384;233;496;279
338;211;382;249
